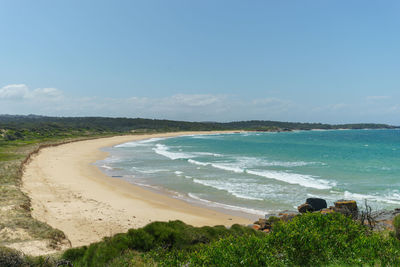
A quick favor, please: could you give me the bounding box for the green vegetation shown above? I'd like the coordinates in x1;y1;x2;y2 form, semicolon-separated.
62;220;262;267
51;213;400;266
394;214;400;240
0;115;396;136
1;115;399;266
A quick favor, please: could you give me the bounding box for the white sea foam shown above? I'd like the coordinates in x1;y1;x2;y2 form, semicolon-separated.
211;163;244;173
153;144;195;160
174;171;183;176
343;191;400;205
131;167;169;174
115;137;167;148
140;137;167;143
192;152;223;157
100;164;113;170
246;169;333;190
187;193;267;215
237;157;324;168
188;159;209;166
192;178;267;201
114;142;143;148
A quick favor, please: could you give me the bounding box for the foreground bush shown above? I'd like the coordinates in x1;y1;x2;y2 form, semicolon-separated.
394;214;400;240
159;213;400;266
62;214;400;266
62;220;261;267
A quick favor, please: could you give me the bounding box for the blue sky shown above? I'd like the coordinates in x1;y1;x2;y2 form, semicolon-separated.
1;1;399;124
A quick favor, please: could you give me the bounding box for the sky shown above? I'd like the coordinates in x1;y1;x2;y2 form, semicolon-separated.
1;1;399;124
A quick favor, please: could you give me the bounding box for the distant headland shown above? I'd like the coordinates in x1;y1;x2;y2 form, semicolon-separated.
0;114;397;141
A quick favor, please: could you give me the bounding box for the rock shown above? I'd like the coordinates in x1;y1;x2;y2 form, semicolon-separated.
257;219;272;230
334;200;358;218
258;218;267;225
249;224;260;230
320;208;334;215
371;208;400;231
298;203;314;213
306;198;327;211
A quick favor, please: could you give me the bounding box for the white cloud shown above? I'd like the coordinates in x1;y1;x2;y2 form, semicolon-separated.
2;84;398;124
171;94;222;107
0;84;30;99
0;88;298;121
30;88;63;99
0;84;63;100
252;97;290;106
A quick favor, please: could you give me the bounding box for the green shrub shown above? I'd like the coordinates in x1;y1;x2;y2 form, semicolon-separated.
62;220;259;267
127;229;155;251
394;214;400;240
62;215;400;267
62;245;87;262
159;213;400;266
0;246;25;267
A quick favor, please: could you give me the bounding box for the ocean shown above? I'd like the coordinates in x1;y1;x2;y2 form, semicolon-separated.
97;130;400;216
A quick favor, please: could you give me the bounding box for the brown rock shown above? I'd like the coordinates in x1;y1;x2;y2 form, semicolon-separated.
320;208;334;214
258;218;267;225
250;224;260;230
334;200;358;218
298;203;314;213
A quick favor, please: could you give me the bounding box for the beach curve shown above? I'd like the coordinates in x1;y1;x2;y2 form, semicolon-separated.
21;132;251;250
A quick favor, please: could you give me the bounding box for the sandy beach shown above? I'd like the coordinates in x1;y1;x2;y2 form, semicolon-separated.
21;132;252;250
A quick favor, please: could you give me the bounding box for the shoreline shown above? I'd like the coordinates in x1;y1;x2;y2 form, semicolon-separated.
21;131;252;252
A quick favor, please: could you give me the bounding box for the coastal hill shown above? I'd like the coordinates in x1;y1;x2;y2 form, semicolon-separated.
0;115;397;140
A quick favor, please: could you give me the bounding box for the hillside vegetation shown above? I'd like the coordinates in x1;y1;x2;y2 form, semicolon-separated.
0;115;396;140
2;213;400;266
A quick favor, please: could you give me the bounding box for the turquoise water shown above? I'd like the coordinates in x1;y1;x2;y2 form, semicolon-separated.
98;130;400;215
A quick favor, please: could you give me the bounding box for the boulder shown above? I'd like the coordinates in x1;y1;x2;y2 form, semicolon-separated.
306;198;327;211
298;203;314;213
334;200;358;218
320;208;334;215
250;224;260;230
257;219;272;230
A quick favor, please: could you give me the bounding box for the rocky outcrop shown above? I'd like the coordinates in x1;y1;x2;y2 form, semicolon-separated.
251;199;399;234
306;198;327;211
334;200;358;219
297;198;328;213
372;208;400;230
298;203;314;213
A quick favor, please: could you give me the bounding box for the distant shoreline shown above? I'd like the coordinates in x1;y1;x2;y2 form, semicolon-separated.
21;131;252;252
